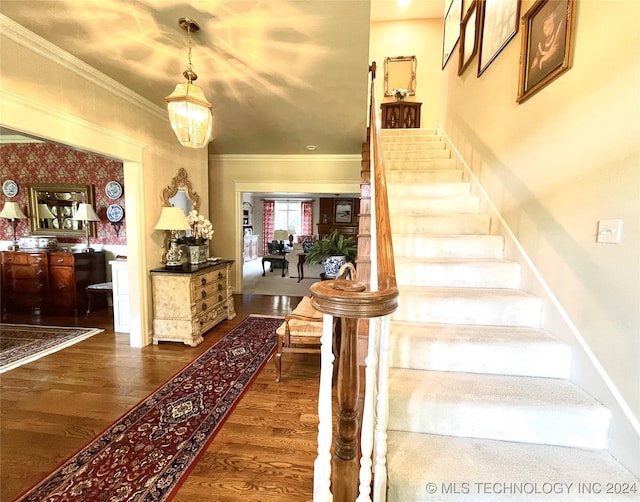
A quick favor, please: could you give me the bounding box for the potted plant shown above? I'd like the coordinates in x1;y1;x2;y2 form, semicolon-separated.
304;230;357;278
177;210;214;264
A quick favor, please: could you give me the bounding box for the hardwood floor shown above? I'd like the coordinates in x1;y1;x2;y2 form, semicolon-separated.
1;294;320;502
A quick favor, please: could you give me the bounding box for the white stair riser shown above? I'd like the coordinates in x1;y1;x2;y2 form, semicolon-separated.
382;141;446;151
393;234;505;259
386;170;463;183
388;181;471;198
388;371;611;449
384;150;452;160
396;260;521;288
390;196;480;214
385;158;457;170
392;214;491;234
393;289;543;327
389;324;572;378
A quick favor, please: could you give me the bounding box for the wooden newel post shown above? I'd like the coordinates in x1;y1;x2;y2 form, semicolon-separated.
332;316;359;501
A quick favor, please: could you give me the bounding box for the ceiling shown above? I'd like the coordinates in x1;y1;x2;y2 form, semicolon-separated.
0;1;443;156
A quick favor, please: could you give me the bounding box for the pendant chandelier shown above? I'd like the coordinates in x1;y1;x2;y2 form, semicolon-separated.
165;17;213;149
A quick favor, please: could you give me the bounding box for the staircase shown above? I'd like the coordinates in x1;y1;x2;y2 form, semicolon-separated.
381;128;638;501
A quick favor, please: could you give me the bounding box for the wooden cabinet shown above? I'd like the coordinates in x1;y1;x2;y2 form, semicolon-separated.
1;250;106;315
380;101;422;129
243;234;259;261
317;197;360;239
151;260;236;346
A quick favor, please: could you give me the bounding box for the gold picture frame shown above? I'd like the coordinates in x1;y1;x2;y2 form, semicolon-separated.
517;0;576;103
459;1;479;76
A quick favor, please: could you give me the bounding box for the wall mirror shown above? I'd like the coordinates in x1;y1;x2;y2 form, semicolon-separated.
384;55;417;96
161;167;200;214
27;183;96;237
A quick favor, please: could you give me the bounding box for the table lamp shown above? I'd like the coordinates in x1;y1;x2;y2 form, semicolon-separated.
72;203;101;252
154;206;191;269
38;203;56;228
0;201;27;250
274;229;288;253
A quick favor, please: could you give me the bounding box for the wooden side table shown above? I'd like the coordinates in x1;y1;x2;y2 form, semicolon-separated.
297;253;306;282
380;101;422;129
262;254;289;277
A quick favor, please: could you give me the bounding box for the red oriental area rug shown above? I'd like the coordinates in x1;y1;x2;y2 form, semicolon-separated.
0;323;103;373
15;316;282;502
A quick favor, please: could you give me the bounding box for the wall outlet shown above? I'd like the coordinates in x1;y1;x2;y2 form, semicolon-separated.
596;219;622;244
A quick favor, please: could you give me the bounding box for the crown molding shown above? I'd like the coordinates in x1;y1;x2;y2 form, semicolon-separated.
0;14;166;121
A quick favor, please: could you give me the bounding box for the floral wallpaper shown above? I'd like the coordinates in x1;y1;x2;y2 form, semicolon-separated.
0;142;126;245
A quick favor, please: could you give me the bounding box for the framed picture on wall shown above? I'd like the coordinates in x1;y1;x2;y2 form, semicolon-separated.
334;199;353;224
517;0;576;103
459;0;479;75
442;0;463;69
477;0;521;76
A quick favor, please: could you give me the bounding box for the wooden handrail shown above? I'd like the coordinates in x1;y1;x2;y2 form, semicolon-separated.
311;61;398;501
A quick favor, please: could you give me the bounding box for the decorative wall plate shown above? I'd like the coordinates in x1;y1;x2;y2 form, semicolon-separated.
105;181;123;200
106;204;124;223
2;179;19;198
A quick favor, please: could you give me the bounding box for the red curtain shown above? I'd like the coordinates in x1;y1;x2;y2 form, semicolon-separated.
263;200;275;254
301;200;313;236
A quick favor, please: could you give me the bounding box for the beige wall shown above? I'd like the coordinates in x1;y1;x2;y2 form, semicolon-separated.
0;24;209;346
370;18;443;127
439;0;639;421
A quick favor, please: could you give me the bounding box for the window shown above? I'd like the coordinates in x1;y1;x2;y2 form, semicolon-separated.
274;201;301;234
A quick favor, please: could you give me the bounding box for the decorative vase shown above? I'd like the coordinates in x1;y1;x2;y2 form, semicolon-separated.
188;245;201;265
323;255;346;279
199;244;208;263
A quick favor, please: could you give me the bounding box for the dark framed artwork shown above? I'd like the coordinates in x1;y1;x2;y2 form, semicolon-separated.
458;1;479;76
334;199;353;224
477;0;521;76
517;0;576;103
442;0;463;69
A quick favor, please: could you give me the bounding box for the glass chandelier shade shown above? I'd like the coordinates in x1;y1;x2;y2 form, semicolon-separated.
165;17;213;149
166;82;213;148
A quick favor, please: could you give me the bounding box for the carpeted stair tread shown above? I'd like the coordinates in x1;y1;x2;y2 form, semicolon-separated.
396;257;521;288
392;213;491;234
382;141;446;151
388;369;611;449
384;158;457;170
383;149;452;160
390;195;481;214
389;321;571;378
392;234;505;258
387;181;472;197
393;286;543;327
386;169;464;182
387;432;639;501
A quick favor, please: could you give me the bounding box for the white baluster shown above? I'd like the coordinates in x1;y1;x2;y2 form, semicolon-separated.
356;317;381;502
313;313;335;502
373;314;391;502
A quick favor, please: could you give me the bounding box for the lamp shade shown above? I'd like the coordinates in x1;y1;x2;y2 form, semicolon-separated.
274;230;289;241
166;83;213;148
0;201;27;220
38;203;56;220
154;206;191;231
72;203;101;222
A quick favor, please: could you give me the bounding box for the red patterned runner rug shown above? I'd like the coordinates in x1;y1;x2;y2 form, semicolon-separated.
15;316;282;502
0;324;103;374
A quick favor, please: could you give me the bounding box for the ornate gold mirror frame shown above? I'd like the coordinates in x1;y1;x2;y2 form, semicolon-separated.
384;55;417;96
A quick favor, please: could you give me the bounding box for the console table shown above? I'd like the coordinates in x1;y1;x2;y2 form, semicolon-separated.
150;260;235;346
380;101;422;129
262;253;289;277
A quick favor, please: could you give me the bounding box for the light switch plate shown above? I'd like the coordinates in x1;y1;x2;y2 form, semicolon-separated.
597;219;622;244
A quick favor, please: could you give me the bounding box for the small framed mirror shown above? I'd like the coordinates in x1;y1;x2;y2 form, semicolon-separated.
161;168;200;214
27;183;96;237
384;55;417;96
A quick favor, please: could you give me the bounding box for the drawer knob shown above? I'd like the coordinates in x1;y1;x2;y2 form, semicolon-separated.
217;283;223;291
57;258;64;263
217;272;223;279
202;303;207;311
218;294;223;302
201;277;207;286
201;290;207;298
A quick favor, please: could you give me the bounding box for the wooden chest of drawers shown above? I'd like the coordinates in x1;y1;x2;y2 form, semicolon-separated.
1;250;106;315
150;260;236;346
